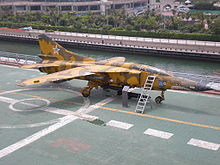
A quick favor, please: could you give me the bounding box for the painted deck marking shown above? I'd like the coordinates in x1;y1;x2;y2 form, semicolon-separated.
0;95;98;127
76;97;115;114
187;138;220;151
1;89;220;130
100;106;220;131
0;96;16;104
106;120;133;130
0;115;78;159
0;94;115;158
144;128;174;139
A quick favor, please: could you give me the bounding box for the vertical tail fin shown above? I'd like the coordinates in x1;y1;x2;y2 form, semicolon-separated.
38;34;95;63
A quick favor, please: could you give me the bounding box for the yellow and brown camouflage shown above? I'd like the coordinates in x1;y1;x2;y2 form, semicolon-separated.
18;34;214;97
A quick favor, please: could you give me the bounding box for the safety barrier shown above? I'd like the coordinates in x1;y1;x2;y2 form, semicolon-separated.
0;30;220;55
52;31;220;47
0;50;219;84
0;50;40;65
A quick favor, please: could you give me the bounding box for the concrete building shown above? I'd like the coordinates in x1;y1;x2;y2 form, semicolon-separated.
0;0;180;15
149;0;180;12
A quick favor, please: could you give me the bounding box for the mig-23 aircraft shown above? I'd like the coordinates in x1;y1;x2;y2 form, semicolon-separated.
18;34;220;104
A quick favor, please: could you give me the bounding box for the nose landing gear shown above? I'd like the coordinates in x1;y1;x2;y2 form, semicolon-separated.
155;91;165;104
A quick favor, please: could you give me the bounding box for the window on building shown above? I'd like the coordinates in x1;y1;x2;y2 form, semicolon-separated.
15;5;26;11
30;5;41;11
90;5;100;10
115;4;125;9
78;5;89;11
61;6;72;11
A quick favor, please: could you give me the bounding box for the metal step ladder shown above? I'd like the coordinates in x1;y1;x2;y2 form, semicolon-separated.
135;76;156;113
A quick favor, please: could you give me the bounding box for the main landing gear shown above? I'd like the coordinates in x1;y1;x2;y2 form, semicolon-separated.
80;81;100;97
81;87;92;97
155;91;165;104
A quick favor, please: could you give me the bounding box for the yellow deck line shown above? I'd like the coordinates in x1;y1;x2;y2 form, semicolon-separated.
100;106;220;130
1;89;220;130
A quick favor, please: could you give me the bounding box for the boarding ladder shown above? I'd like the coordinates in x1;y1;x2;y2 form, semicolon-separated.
135;76;156;113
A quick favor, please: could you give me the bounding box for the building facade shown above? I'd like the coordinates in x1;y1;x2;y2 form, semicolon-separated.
0;0;180;15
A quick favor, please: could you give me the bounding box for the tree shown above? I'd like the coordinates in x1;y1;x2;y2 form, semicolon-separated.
170;17;182;30
48;7;61;26
0;6;13;19
211;18;220;34
144;17;159;31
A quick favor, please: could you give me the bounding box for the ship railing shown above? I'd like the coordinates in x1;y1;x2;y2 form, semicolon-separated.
1;29;220;47
52;31;220;47
0;50;41;65
0;50;219;84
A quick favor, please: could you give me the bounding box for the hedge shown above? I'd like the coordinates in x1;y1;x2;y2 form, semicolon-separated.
0;21;220;42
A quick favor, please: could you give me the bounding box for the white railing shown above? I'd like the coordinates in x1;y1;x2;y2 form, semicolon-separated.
52;31;220;47
1;29;220;47
0;51;40;65
0;50;219;84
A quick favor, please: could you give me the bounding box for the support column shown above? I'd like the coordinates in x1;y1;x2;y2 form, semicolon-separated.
26;5;30;12
100;0;107;15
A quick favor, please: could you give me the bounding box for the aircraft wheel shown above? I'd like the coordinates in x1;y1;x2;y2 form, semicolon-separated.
82;93;90;97
81;88;91;97
155;96;163;104
117;90;122;96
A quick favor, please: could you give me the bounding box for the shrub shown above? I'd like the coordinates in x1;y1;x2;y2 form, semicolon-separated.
0;22;220;42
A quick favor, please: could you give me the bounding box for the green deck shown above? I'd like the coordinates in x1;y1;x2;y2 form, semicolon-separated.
0;64;220;165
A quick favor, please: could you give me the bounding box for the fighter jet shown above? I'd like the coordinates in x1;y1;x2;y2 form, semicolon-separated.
18;34;220;104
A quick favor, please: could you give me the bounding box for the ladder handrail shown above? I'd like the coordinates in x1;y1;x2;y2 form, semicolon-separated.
135;75;155;113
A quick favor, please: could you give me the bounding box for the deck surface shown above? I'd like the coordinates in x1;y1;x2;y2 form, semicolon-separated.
0;64;220;165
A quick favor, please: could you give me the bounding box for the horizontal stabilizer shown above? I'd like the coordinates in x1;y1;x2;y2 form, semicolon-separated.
38;54;57;60
21;63;60;69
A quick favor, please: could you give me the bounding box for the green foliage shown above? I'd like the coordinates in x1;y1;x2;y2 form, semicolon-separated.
1;21;220;41
210;18;220;34
0;8;220;41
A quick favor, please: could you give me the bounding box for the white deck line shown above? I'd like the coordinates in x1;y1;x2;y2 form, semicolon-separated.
144;128;174;139
0;96;16;104
0;96;98;121
187;138;220;151
0;95;115;158
106;120;133;130
76;97;115;114
0;115;78;159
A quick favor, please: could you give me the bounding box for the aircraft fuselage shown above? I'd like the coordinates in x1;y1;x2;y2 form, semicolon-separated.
38;60;189;91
